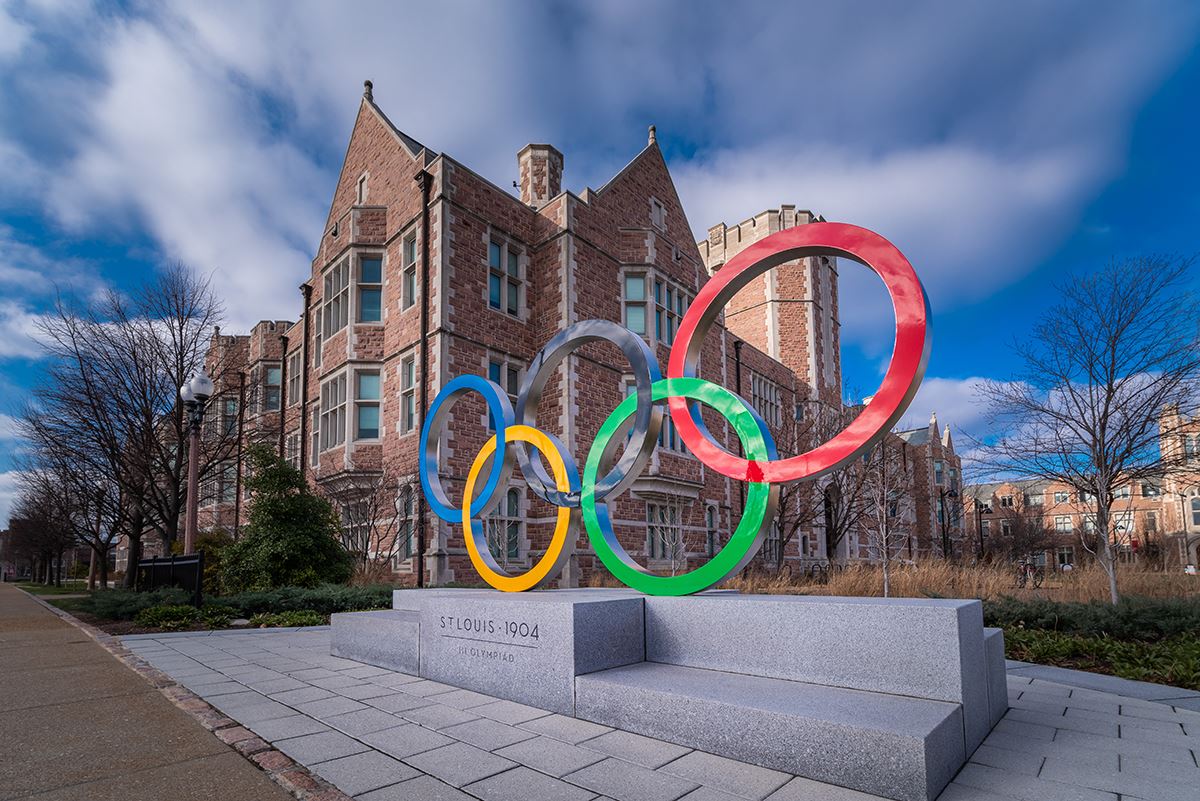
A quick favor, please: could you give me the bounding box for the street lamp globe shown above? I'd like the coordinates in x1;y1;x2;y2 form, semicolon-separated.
190;370;215;402
179;380;195;404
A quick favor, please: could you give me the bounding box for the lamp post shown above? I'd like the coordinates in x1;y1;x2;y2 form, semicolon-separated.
938;487;959;560
180;369;215;555
975;499;992;559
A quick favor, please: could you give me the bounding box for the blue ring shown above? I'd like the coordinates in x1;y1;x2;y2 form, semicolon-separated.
419;374;515;523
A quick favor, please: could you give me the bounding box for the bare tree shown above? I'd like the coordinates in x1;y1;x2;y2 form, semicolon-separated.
18;450;128;590
21;263;233;574
979;256;1200;603
863;439;913;596
646;500;691;576
7;484;76;585
321;471;419;578
763;407;825;569
984;494;1056;564
756;400;872;569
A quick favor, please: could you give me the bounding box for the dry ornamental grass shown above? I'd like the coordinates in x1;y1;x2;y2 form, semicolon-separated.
723;561;1199;602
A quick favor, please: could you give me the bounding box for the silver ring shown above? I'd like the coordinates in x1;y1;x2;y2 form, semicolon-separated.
514;319;662;507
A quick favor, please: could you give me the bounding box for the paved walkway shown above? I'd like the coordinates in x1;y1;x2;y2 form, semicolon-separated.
119;625;1200;801
0;584;293;801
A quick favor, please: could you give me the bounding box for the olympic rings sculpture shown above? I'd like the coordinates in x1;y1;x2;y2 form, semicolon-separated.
418;222;931;595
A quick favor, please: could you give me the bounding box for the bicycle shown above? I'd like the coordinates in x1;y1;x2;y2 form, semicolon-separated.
1016;560;1044;589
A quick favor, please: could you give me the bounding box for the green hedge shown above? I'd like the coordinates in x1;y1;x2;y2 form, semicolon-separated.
133;604;200;631
217;584;391;616
248;610;327;628
81;587;193;620
983;596;1200;643
77;584;392;621
1004;628;1200;691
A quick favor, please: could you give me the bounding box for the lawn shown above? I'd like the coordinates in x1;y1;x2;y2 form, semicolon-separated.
15;581;96;596
1004;628;1200;690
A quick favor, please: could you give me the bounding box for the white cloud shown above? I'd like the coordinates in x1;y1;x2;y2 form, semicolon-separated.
900;376;995;437
46;16;327;328
0;3;32;61
0;412;18;441
676;143;1097;340
0;301;46;359
0;0;1195;344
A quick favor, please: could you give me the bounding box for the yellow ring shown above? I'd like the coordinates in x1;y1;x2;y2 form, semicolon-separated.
461;424;573;592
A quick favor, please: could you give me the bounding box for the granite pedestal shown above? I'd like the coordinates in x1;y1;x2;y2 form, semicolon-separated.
330;588;1007;801
330;609;419;674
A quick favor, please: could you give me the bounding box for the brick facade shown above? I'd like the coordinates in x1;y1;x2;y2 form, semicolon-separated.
965;406;1200;569
193;87;961;585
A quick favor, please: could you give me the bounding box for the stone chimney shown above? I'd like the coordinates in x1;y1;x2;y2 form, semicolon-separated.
517;144;563;209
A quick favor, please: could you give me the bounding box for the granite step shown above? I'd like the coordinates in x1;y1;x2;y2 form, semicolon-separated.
643;593;995;753
574;661;964;801
330;610;419;675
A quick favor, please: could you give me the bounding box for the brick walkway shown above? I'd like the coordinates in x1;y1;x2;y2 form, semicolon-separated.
120;627;1200;801
0;583;293;801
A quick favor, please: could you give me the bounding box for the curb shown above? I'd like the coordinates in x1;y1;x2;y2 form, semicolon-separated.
16;588;353;801
1004;658;1200;709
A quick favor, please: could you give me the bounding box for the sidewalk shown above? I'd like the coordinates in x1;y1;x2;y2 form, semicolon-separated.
121;624;1200;801
0;583;293;801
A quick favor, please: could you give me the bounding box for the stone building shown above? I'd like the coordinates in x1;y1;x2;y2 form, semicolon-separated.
190;83;961;584
897;413;966;559
963;478;1162;569
963;403;1200;570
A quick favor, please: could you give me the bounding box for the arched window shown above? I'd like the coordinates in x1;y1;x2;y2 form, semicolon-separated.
705;505;719;557
823;485;841;560
1190;496;1200;528
395;485;415;562
487;488;523;563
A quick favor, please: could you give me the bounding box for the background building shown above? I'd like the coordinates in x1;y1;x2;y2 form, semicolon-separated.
964;404;1200;570
183;84;960;584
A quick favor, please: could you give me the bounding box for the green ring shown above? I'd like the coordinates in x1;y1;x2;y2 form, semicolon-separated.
580;377;776;596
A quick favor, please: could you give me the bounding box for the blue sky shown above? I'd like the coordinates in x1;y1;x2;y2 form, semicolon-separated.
1;1;1199;525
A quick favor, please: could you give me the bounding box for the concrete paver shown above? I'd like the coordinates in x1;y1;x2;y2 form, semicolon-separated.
564;756;699;801
106;614;1200;801
273;728;369;763
310;750;420;796
403;702;484;730
464;765;595;801
404;741;517;787
493;735;607;777
660;750;792;800
440;717;538;750
579;728;693;769
360;722;455;758
357;774;474;800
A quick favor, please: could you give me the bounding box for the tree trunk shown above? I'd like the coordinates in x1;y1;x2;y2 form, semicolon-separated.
881;555;891;598
88;548;97;591
1104;546;1119;605
123;532;143;589
1096;502;1120;605
98;549;109;591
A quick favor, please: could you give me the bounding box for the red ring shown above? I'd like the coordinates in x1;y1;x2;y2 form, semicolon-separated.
667;222;930;483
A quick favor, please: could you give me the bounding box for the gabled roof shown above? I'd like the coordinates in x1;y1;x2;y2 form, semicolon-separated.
363;97;431;164
897;427;930;446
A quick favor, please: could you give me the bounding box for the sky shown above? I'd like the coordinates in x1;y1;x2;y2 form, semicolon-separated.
1;0;1199;526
